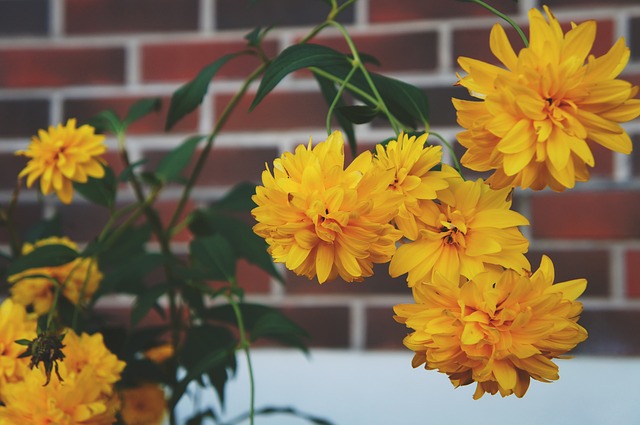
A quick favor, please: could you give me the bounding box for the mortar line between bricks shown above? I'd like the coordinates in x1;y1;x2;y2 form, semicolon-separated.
125;40;141;87
518;0;537;16
354;0;368;27
50;0;63;39
610;244;627;302
531;239;640;250
50;92;63;126
199;0;214;33
350;300;366;350
438;22;453;74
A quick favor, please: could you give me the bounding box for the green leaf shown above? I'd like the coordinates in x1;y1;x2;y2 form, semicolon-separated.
119;158;147;183
370;73;429;129
14;339;31;346
24;213;62;243
97;252;163;296
189;235;236;282
314;74;357;157
186;409;219;425
123;98;161;127
189;210;283;283
166;54;242;130
336;104;379;124
251;44;350;110
87;109;124;135
131;284;169;326
98;224;152;267
211;182;257;212
155;135;205;183
7;244;79;276
73;165;117;208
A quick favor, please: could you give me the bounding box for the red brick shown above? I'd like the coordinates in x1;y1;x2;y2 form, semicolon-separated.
142;40;279;83
633;134;640;178
627;250;640;298
102;151;127;181
573;309;640;355
0;99;49;137
286;263;409;295
531;191;640;239
545;0;640;6
153;200;196;243
0;153;28;190
143;145;279;186
526;249;610;297
65;0;198;34
369;0;518;22
632;17;640;60
310;31;438;73
215;91;330;131
0;203;44;245
0;47;125;88
366;306;408;350
0;0;49;36
211;259;271;294
215;0;354;30
58;203;111;242
278;306;350;348
453;20;614;66
64;96;198;135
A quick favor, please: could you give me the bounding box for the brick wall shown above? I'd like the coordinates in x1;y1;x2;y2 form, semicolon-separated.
1;0;640;354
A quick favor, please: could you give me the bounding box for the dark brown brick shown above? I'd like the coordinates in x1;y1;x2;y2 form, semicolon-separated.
531;191;640;240
369;0;518;22
64;96;198;135
142;40;279;82
527;250;610;297
573;309;640;355
278;306;350;348
0;0;49;36
0;99;49;137
0;153;28;190
0;47;125;88
0;203;44;245
65;0;199;34
57;203;111;242
366;306;408;350
631;17;640;60
538;0;640;6
626;250;640;298
215;0;353;30
428;85;473;127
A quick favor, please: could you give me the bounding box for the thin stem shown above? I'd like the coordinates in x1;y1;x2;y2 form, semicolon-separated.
71;256;97;331
227;292;255;425
325;63;359;134
430;131;464;178
468;0;529;47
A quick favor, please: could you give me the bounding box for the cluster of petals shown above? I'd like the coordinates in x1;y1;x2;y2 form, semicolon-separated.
252;131;402;283
389;168;530;287
17;119;107;204
0;299;37;394
394;255;588;399
0;330;126;425
119;383;167;425
454;6;640;191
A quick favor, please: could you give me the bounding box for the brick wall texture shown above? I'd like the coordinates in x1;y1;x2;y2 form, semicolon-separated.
2;0;640;355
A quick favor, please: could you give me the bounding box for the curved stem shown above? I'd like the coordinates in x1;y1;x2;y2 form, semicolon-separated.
468;0;529;47
227;291;255;425
430;131;464;178
325;63;359;135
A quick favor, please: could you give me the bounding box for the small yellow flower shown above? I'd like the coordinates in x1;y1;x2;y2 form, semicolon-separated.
120;383;167;425
8;236;103;315
374;132;453;240
144;343;174;364
17;118;107;204
394;255;588;399
0;299;37;393
454;6;640;191
389;168;530;286
252;131;402;283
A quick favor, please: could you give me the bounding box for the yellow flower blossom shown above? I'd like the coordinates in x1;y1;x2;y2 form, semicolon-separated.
17;118;107;204
252;131;402;283
374;132;453;240
120;383;167;425
8;236;102;315
0;299;37;393
389;168;530;286
454;6;640;191
394;255;588;399
144;344;174;364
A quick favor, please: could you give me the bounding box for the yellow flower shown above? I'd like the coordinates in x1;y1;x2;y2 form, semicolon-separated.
0;299;37;393
144;343;174;364
120;384;167;425
454;6;640;191
394;255;588;399
389;168;530;286
17;118;107;204
8;236;103;315
252;131;402;283
0;330;125;425
374;132;453;240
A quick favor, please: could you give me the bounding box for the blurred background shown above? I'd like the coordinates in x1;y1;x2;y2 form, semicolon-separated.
1;0;640;422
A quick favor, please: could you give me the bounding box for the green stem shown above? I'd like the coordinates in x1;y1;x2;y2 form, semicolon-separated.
468;0;529;47
227;291;255;425
71;256;97;331
430;131;464;178
325;63;359;134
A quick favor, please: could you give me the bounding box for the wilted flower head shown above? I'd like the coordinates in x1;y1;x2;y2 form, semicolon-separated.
394;255;588;399
252;131;402;283
454;6;640;191
374;132;453;240
17;118;107;204
389;169;530;286
8;236;103;315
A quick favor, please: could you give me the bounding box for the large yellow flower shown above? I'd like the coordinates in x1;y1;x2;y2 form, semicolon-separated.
0;330;125;425
389;168;530;286
0;299;37;393
394;255;588;399
454;6;640;191
120;383;167;425
374;132;453;240
8;236;103;315
252;131;402;283
17;118;107;204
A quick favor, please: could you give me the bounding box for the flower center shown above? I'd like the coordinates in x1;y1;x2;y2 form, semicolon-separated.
308;199;348;243
438;210;467;247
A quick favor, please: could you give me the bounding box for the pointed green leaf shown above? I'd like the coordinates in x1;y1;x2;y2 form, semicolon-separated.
7;244;79;276
211;182;257;212
336;104;379;124
123;98;162;127
131;284;169;326
73;165;117;208
314;74;357;157
190;235;236;282
370;73;430;129
87;109;124;135
251;44;350;110
155;135;205;183
118;158;147;183
24;213;62;243
166;53;243;130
